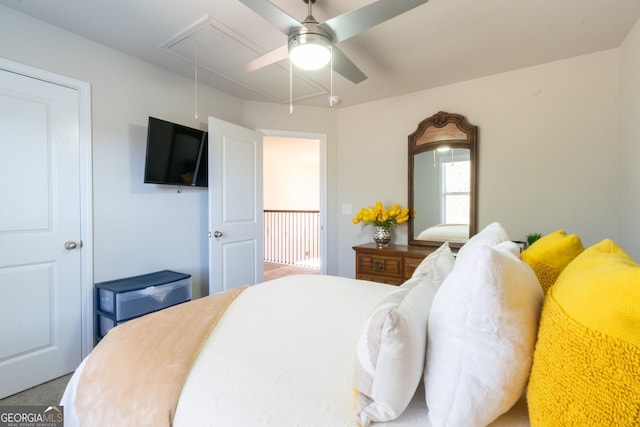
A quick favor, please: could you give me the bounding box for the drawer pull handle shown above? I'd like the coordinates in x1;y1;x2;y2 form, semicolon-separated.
373;260;384;271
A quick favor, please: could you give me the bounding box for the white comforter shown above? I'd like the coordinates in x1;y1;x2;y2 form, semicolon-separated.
61;275;530;426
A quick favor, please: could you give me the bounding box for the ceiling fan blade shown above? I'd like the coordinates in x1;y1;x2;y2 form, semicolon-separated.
319;0;429;43
331;46;367;84
242;44;289;72
237;0;305;35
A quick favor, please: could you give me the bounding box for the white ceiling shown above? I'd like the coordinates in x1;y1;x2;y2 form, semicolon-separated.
2;0;639;108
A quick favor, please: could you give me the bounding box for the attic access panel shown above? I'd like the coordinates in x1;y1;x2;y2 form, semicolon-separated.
159;16;328;103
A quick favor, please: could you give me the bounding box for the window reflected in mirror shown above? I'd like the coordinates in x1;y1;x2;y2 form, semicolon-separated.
442;151;470;224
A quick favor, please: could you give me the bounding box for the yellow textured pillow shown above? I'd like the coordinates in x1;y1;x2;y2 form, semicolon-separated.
527;239;640;426
520;229;584;293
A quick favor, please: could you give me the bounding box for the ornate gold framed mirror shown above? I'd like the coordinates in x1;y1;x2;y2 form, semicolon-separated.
408;111;478;248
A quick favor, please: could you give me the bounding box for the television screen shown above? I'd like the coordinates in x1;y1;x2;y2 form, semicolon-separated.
144;117;208;187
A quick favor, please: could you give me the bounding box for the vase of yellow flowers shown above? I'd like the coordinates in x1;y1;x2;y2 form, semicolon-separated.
353;202;410;247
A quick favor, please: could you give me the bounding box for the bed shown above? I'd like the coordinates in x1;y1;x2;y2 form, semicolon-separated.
416;223;469;244
61;273;531;427
61;222;639;426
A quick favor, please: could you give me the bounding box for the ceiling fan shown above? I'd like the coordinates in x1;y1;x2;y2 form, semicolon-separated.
239;0;429;84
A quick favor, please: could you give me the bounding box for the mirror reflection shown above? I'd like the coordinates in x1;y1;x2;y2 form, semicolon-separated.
413;147;471;243
408;112;477;248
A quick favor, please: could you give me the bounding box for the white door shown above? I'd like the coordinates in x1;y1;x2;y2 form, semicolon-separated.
0;68;83;398
208;117;263;295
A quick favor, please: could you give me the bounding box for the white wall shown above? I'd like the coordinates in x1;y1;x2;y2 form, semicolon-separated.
245;49;632;279
3;5;638;289
619;17;640;259
0;6;244;298
263;137;320;211
334;50;622;278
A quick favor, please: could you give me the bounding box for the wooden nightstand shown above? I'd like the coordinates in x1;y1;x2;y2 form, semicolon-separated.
353;243;436;285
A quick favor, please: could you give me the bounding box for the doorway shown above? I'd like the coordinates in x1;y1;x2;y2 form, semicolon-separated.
260;130;327;280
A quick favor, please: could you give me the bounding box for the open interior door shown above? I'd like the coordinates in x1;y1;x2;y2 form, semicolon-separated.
208;117;264;295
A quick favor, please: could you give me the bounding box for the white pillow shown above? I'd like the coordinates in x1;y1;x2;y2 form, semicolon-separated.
424;241;543;427
354;253;453;426
410;242;455;284
456;221;510;260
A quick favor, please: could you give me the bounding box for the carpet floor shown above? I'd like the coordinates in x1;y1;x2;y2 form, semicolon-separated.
0;373;72;406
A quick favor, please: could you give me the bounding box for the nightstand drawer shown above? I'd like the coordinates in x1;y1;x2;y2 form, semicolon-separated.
403;257;424;280
356;254;402;278
357;273;403;286
353;243;435;286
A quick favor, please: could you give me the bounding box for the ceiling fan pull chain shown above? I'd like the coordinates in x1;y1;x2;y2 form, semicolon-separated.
330;45;333;99
194;43;199;119
327;46;340;108
289;59;293;114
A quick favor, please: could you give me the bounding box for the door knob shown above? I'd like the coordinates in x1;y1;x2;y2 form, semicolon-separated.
213;231;223;238
64;241;80;250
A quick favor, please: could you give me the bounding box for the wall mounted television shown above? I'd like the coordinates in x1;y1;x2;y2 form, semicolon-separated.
143;116;208;187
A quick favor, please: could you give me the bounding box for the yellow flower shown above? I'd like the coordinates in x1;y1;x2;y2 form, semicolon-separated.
352;202;410;228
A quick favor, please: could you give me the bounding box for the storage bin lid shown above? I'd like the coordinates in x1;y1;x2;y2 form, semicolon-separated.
95;270;191;292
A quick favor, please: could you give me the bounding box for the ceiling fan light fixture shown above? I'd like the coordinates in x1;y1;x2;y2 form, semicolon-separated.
288;32;331;70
